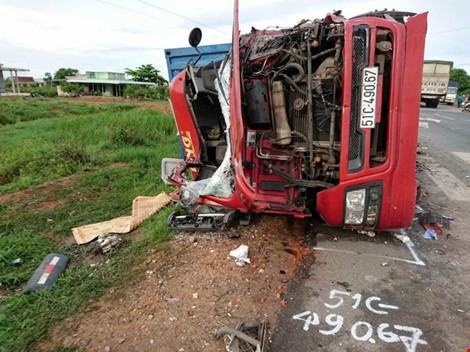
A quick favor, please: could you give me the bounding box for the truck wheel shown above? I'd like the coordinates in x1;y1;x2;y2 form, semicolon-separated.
429;100;439;108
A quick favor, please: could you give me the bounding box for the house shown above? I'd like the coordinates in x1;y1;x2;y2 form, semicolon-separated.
34;78;46;86
6;76;36;86
63;71;156;97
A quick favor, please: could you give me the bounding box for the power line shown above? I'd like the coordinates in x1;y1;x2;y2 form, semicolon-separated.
94;0;179;28
135;0;225;34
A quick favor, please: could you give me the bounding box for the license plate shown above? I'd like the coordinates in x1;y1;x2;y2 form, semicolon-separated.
359;66;378;129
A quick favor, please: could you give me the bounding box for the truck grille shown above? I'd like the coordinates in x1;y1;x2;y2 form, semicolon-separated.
288;83;308;144
349;26;369;171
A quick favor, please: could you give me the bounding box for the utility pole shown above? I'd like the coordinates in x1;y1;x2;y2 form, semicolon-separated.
0;65;29;94
10;70;16;93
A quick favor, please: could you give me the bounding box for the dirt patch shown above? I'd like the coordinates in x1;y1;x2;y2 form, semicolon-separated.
41;216;312;352
0;176;76;208
36;199;66;212
136;101;171;114
110;162;128;169
59;96;129;105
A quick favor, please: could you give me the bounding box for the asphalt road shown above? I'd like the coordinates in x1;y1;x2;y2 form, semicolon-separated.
419;104;470;186
271;105;470;352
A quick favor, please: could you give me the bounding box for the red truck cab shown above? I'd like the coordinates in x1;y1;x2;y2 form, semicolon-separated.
164;2;427;231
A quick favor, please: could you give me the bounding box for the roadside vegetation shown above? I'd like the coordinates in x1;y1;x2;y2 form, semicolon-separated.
0;97;136;126
451;68;470;95
0;97;179;351
18;85;58;97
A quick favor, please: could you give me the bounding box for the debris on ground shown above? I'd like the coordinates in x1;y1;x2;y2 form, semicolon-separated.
72;193;171;244
41;216;310;352
215;321;267;352
415;204;425;214
358;230;376;238
394;233;411;244
226;230;241;239
97;235;122;254
10;258;23;266
416;208;452;229
414;205;453;240
25;253;69;292
423;229;438;240
229;244;250;266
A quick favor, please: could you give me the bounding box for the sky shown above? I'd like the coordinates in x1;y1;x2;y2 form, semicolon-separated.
0;0;469;80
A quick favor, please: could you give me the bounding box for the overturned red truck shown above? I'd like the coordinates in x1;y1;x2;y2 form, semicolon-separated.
162;3;427;231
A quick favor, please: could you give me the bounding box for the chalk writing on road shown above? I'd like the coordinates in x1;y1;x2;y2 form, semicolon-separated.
292;289;428;352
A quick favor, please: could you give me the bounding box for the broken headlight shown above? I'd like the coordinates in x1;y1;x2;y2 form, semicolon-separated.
345;189;366;225
365;185;382;227
344;184;382;226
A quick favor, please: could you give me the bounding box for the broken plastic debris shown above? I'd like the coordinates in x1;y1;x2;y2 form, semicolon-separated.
226;230;241;239
229;244;251;267
358;230;375;238
97;234;121;253
11;258;22;266
25;253;69;292
394;231;410;244
415;204;424;214
417;209;452;229
423;229;437;240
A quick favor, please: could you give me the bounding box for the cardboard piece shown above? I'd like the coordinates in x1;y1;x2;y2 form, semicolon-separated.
72;193;171;244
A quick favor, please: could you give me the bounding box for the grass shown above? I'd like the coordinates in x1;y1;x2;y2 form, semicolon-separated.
0;97;136;125
0;98;175;193
0;97;180;352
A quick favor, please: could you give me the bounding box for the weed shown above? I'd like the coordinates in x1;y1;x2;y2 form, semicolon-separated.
0;97;137;125
111;126;146;146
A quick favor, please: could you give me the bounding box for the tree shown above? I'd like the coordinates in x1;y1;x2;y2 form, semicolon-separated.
450;68;470;95
125;64;167;86
54;68;79;80
44;72;52;86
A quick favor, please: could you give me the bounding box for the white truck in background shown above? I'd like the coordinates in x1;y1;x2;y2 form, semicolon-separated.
443;83;458;105
421;60;453;108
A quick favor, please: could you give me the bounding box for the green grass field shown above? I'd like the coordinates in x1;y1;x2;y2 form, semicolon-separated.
0;97;179;352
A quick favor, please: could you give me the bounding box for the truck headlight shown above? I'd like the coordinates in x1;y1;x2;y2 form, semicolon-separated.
345;189;366;225
365;186;381;226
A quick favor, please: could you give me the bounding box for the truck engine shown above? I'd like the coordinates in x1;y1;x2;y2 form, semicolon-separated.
239;18;344;200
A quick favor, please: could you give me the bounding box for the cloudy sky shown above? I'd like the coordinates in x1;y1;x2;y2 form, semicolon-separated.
0;0;469;79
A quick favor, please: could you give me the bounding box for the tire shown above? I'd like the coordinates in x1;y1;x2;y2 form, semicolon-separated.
429;100;439;108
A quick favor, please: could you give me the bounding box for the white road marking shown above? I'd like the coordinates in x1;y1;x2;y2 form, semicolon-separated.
418;122;429;129
426;163;470;202
293;292;428;351
404;240;425;267
419;117;441;123
434;113;454;121
313;245;425;267
451;151;470;165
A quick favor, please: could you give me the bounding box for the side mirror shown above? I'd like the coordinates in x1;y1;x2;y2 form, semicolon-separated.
188;27;202;48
